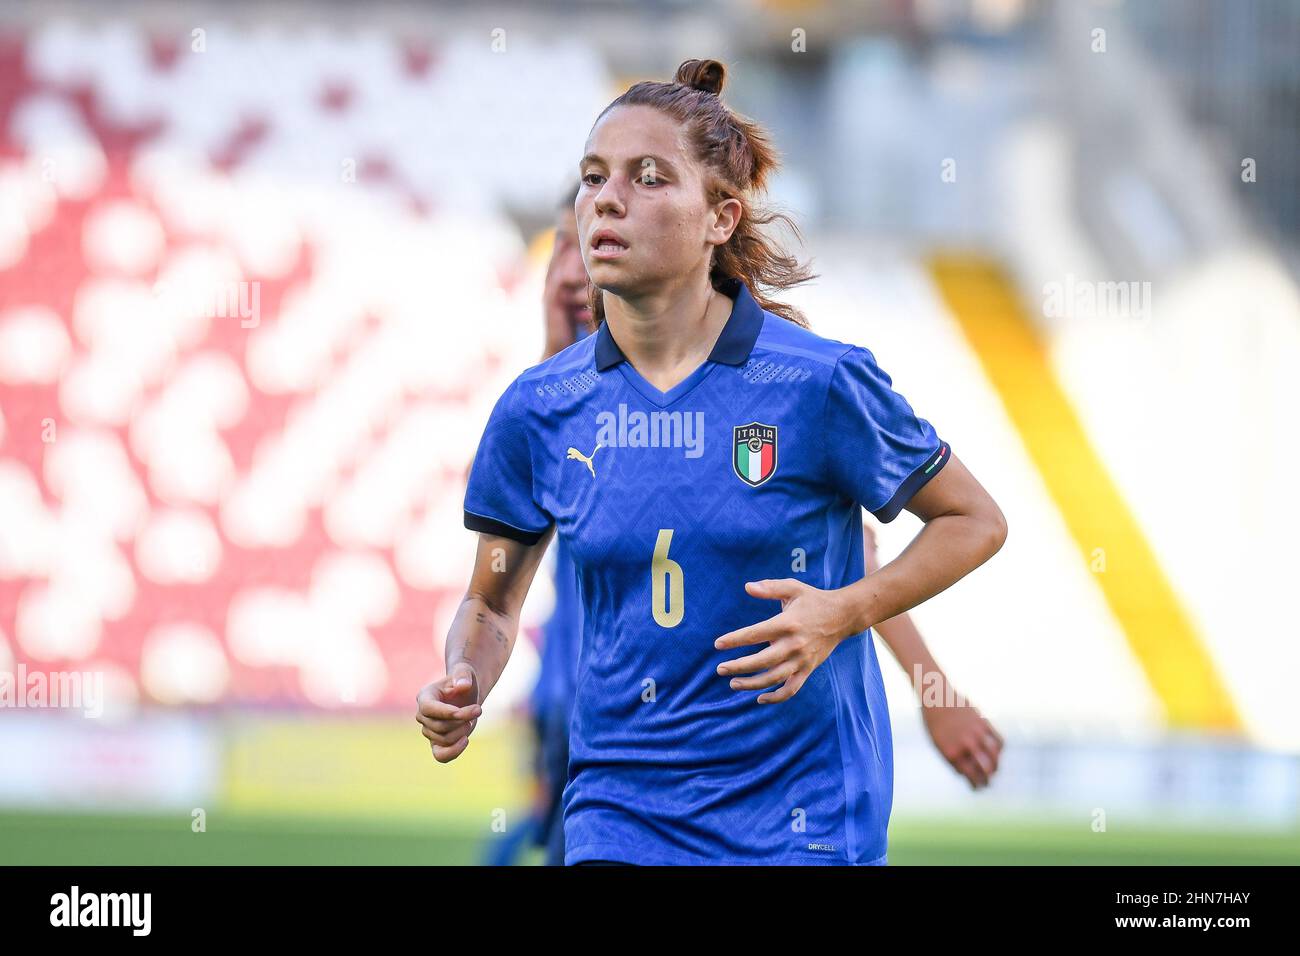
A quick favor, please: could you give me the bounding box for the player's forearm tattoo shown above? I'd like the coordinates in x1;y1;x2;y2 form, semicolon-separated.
445;604;511;677
473;610;510;650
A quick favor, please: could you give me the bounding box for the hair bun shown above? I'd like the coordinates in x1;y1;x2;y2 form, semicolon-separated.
674;58;725;96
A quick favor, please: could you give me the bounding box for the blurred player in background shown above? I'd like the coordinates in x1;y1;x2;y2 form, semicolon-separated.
528;186;593;865
482;185;590;866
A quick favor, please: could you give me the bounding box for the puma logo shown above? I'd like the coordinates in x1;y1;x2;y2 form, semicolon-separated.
566;442;605;478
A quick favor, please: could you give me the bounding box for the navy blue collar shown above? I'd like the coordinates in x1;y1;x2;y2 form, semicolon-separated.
593;276;764;372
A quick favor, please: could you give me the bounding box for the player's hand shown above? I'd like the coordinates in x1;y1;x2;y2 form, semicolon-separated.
921;694;1003;788
714;579;853;704
415;662;483;763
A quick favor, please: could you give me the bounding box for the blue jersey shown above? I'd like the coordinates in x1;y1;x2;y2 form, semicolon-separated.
464;277;950;865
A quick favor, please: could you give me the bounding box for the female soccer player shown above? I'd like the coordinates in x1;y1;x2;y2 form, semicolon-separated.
419;58;1007;865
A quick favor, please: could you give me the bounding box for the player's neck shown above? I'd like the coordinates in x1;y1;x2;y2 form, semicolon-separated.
603;275;733;390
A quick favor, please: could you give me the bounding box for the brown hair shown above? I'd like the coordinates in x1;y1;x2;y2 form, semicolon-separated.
585;58;816;329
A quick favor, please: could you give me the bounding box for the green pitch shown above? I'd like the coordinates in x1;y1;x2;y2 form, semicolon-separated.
2;810;1296;865
4;715;1295;865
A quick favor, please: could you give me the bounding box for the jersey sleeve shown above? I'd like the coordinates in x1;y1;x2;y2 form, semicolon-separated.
822;345;950;522
463;379;554;545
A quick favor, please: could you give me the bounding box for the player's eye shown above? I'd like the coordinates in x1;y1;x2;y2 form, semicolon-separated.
582;172;604;186
639;172;660;186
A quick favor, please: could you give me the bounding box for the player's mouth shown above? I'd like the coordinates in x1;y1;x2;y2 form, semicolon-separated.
591;229;629;260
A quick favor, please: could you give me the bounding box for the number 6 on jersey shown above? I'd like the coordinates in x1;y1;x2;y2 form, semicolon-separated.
652;528;684;628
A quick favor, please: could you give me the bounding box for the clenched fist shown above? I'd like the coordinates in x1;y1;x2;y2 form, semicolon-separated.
415;662;483;763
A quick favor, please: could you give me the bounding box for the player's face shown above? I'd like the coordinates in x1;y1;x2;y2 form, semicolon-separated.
577;104;721;298
552;209;591;327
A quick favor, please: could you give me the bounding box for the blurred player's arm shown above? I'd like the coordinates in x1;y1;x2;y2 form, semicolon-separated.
416;525;556;763
863;520;1003;789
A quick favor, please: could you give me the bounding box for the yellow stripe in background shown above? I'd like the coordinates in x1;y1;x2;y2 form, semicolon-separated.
927;254;1242;734
223;715;531;822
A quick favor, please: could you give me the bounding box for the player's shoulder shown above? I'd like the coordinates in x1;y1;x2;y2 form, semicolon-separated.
750;309;859;374
505;331;601;411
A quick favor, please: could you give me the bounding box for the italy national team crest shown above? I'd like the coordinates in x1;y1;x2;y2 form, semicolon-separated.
733;422;778;487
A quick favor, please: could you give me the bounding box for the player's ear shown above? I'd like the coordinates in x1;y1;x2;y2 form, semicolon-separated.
710;195;742;244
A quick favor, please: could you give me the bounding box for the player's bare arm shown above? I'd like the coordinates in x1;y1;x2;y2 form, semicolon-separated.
853;451;1007;628
716;451;1006;704
416;526;555;762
